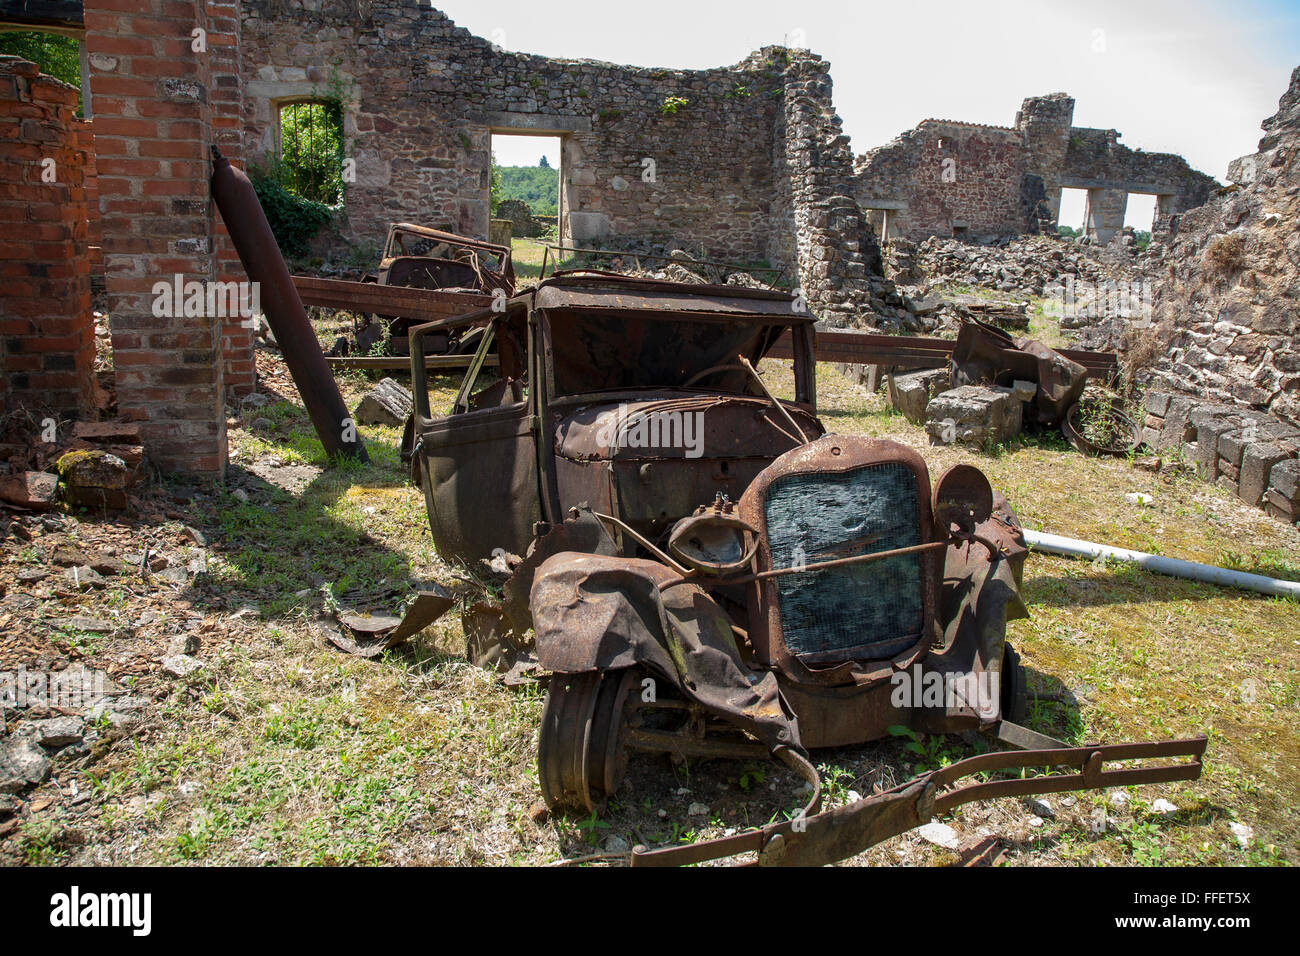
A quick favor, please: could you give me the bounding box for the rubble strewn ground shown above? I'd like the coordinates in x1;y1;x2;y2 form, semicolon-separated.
2;340;1296;866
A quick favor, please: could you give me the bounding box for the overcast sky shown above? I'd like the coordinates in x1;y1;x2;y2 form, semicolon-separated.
455;0;1299;228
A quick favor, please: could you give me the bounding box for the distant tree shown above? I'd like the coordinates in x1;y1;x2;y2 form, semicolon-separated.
496;164;560;217
490;153;503;215
539;156;551;169
0;32;81;114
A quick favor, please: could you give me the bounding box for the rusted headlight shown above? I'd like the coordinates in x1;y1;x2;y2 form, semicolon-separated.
668;508;760;576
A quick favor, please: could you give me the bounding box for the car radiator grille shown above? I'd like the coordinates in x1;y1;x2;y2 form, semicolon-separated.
763;462;924;662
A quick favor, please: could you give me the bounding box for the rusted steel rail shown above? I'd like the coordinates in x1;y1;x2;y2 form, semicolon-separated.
629;733;1207;867
767;329;1119;380
211;148;367;463
292;275;1118;381
293;275;493;322
325;354;496;371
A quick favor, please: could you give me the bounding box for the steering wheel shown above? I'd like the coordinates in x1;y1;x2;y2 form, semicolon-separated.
682;362;747;389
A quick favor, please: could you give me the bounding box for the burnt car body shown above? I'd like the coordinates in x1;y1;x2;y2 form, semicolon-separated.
525;435;1206;866
337;224;516;358
370;222;515;295
406;273;820;568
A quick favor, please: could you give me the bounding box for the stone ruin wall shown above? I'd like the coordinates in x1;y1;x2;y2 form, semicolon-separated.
855;92;1219;243
855;120;1028;240
238;3;881;322
1138;65;1300;429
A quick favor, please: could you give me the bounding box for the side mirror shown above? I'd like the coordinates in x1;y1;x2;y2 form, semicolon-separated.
933;464;993;541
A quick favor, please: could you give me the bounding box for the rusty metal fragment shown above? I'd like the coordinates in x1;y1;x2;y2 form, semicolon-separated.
326;586;455;658
950;317;1089;425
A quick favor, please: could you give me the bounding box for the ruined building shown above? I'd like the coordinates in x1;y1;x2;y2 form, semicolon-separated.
1141;65;1300;428
0;0;1266;481
856;93;1218;243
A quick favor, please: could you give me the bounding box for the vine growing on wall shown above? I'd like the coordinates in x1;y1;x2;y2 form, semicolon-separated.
250;160;335;258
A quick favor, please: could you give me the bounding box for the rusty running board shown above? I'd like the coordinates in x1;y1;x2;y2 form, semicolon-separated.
628;735;1207;867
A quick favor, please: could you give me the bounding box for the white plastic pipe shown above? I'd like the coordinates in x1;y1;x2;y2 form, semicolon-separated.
1023;529;1300;600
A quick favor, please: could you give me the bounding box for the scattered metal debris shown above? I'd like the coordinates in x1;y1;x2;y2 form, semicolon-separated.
326;586;455;658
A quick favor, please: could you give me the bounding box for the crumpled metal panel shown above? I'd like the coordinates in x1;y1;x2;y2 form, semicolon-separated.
530;552;799;752
950;318;1088;425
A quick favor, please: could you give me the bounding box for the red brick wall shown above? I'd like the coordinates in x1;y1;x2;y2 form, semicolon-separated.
0;56;95;420
84;0;227;475
208;0;253;397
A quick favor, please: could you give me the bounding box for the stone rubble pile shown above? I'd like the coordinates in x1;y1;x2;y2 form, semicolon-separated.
1142;390;1300;526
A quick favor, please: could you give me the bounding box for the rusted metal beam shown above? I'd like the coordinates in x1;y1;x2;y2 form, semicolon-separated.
630;734;1207;867
764;329;1119;379
326;354;497;371
293;275;492;322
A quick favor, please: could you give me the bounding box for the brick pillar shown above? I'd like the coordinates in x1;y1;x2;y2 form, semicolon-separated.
83;0;227;476
0;56;95;419
208;0;254;397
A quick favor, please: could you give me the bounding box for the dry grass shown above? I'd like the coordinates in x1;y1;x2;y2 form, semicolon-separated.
1202;233;1247;278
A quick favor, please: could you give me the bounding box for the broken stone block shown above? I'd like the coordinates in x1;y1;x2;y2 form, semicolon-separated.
162;654;204;679
62;565;106;591
353;377;414;427
1268;457;1300;499
1009;380;1037;404
0;737;51;792
55;450;131;511
31;716;84;748
1239;444;1292;508
889;368;950;425
1218;429;1249;471
168;632;201;657
1265;458;1300;521
925;386;1023;447
1145;391;1173;418
1190;407;1245;481
1156;395;1196;450
0;471;59;511
64;614;113;633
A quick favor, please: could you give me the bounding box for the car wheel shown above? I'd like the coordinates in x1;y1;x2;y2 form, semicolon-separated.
537;669;636;814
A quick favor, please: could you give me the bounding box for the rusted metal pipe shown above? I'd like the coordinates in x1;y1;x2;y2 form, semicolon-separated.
209;146;368;463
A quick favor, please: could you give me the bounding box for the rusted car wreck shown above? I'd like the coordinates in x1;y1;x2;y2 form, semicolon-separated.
330;223;515;358
406;272;818;567
405;272;1206;866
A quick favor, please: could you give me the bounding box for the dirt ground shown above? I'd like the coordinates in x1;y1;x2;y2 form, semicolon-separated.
1;333;1296;867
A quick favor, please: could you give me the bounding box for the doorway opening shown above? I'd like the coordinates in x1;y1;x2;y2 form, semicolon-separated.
489;133;565;279
1056;187;1088;239
1124;193;1158;249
